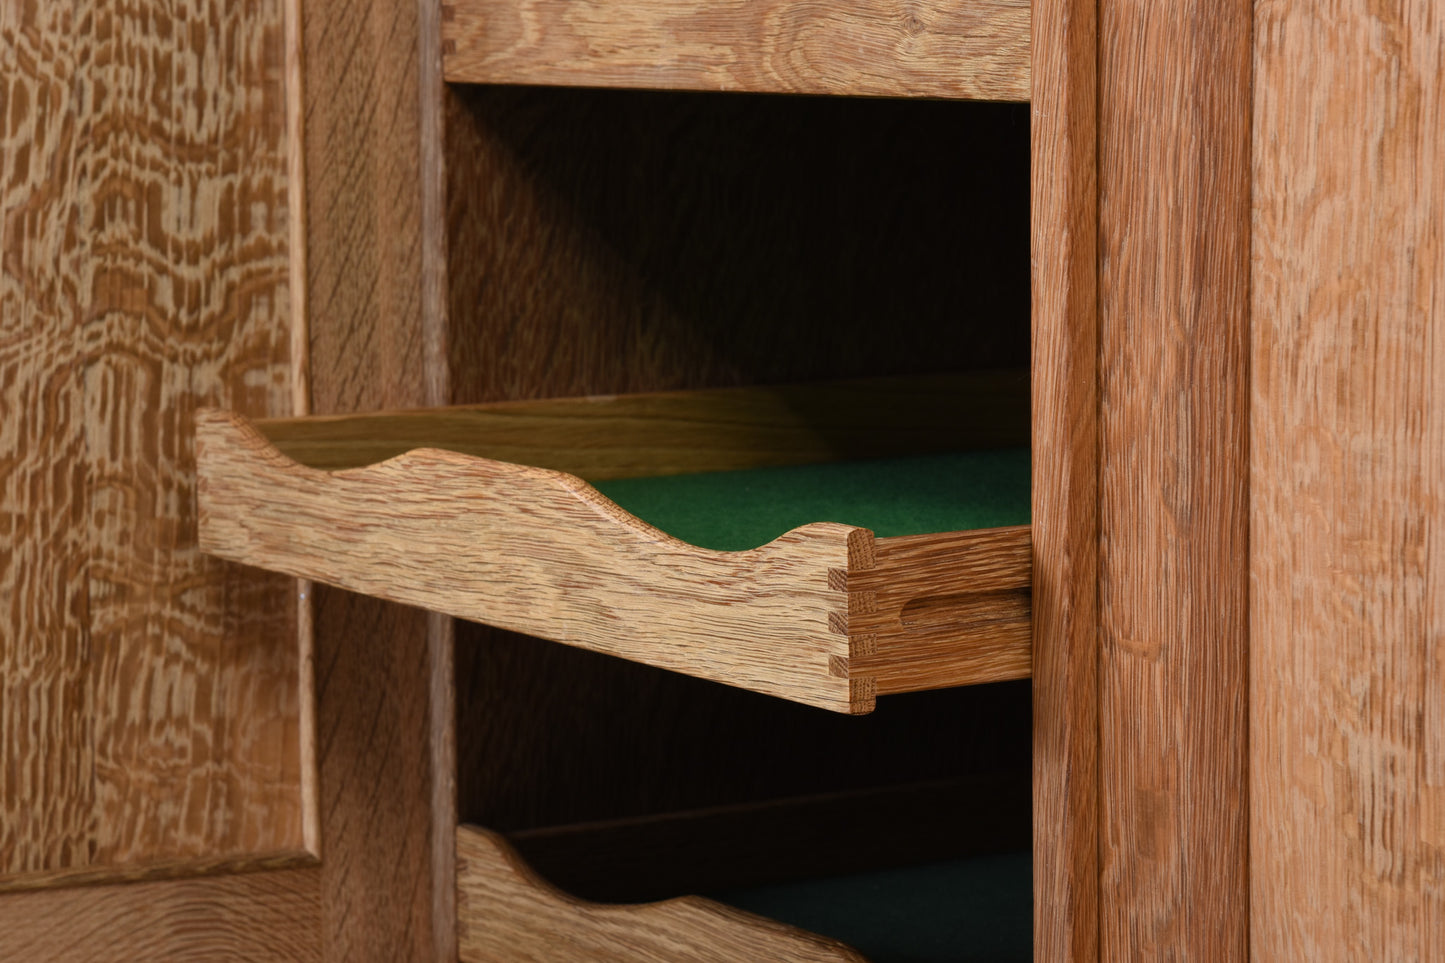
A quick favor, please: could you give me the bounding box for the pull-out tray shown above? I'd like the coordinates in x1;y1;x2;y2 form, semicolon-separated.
196;375;1031;714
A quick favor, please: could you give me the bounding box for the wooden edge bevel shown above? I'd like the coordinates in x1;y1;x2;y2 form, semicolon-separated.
455;824;868;963
844;525;1032;694
0;849;320;895
196;409;864;712
282;0;320;862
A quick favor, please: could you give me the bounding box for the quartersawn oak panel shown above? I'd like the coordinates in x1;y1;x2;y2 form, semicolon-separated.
0;0;306;885
1250;0;1445;955
83;0;303;872
442;0;1029;101
456;825;867;963
0;0;95;879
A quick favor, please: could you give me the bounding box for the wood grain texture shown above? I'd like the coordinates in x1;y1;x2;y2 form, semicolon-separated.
0;849;315;896
0;866;320;962
1250;0;1445;957
1097;0;1253;955
301;0;432;418
298;0;455;956
83;0;303;873
198;410;861;712
441;0;1029;101
456;824;868;963
851;526;1032;693
0;0;95;880
1;0;307;884
258;370;1030;477
1029;0;1100;955
200;409;1036;712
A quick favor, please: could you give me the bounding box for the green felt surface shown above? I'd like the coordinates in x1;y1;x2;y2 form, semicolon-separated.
713;851;1032;963
592;449;1031;551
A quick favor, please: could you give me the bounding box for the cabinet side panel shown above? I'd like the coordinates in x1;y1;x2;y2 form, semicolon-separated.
1096;0;1253;957
83;0;304;867
1250;0;1445;956
1030;0;1100;957
0;0;97;877
1;0;306;879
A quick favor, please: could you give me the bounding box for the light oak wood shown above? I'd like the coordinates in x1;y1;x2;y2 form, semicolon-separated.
456;824;867;962
1;0;94;880
1029;0;1101;955
0;851;315;896
441;0;1029;101
1250;0;1445;955
297;0;455;955
197;408;1033;713
300;2;457;958
0;867;321;962
1096;0;1253;955
199;408;858;711
0;0;308;887
259;370;1030;478
852;526;1032;693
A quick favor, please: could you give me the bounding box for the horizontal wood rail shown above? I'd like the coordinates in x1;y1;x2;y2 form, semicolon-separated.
196;399;1031;713
441;0;1030;102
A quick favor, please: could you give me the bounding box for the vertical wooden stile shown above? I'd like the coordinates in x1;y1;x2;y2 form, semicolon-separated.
1095;0;1253;956
1250;0;1445;956
298;0;451;957
1030;0;1101;957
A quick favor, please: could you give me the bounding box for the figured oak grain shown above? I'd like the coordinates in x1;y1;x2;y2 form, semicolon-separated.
456;824;867;963
0;0;95;880
1250;0;1445;956
0;0;306;885
441;0;1029;101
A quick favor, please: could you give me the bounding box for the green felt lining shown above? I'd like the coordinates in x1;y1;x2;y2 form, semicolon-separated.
713;851;1032;963
592;449;1031;552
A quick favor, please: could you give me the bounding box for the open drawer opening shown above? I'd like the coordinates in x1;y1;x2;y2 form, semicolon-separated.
430;84;1035;959
455;634;1032;962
